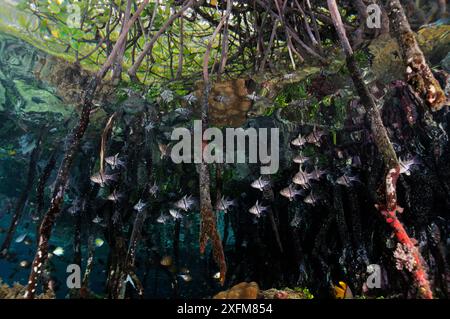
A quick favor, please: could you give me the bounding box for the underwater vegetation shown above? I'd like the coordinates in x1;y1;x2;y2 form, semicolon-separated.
0;0;449;301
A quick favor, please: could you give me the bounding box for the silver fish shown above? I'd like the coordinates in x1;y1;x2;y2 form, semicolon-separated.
125;274;136;290
293;153;311;164
399;157;420;176
291;134;307;147
149;182;159;197
107;190;123;202
248;200;268;218
174;195;195;212
169;209;183;220
246;91;259;101
90;172;118;187
214;95;229;103
280;184;304;201
251;176;270;191
336;174;360;187
15;233;27;244
174;107;192;118
145;121;156;132
304;191;320;206
105;153;126;170
215;196;236;212
306;130;326;146
183;93;197;104
292;167;312;188
133;199;147;212
309;167;327;181
92;216;103;224
156;213;169;224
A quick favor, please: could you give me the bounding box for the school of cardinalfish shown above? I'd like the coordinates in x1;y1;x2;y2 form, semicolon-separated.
248;128;422;218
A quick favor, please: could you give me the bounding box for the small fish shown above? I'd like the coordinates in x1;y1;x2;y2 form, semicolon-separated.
15;233;27;244
23;238;32;246
19;260;30;268
306;130;326;146
214;95;229;103
105;153;126;170
280;184;304;201
107;190;123;202
90;172;118;187
125;274;136;290
292;167;312;188
250;176;270;191
144;121;156;132
158;143;170;159
291;134;307;147
178;274;193;282
92;216;103;224
334;281;353;299
308;167;327;181
95;238;104;248
213;272;221;280
53;247;64;256
399;157;420;176
215;196;236;212
174;107;193;118
133;200;147;212
174;195;195;212
246;91;259;101
248;200;268;218
161;255;173;266
183;93;197;104
149;182;159;197
336;174;360;187
169;209;183;220
156;213;169;224
293;153;311;164
304;191;320;206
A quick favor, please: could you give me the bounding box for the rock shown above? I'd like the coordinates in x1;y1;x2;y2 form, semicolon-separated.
213;282;260;299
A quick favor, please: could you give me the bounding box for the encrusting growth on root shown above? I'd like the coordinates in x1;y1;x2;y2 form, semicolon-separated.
384;0;447;112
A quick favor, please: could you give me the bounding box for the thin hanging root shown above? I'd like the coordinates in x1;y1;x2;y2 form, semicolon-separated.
385;0;447;111
327;0;433;299
100;113;117;174
0;129;43;256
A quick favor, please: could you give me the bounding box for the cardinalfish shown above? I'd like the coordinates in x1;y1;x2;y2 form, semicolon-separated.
169;209;183;220
280;184;304;201
105;153;126;170
304;191;320;206
90;172;118;187
291;133;307;147
336;174;360;187
248;200;268;218
149;182;159;197
133;199;147;212
399;157;420;176
107;190;123;202
92;216;103;224
215;196;236;213
308;167;327;181
156;213;170;224
174;195;195;212
251;176;271;191
293;167;312;189
306;130;327;146
293;152;311;165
